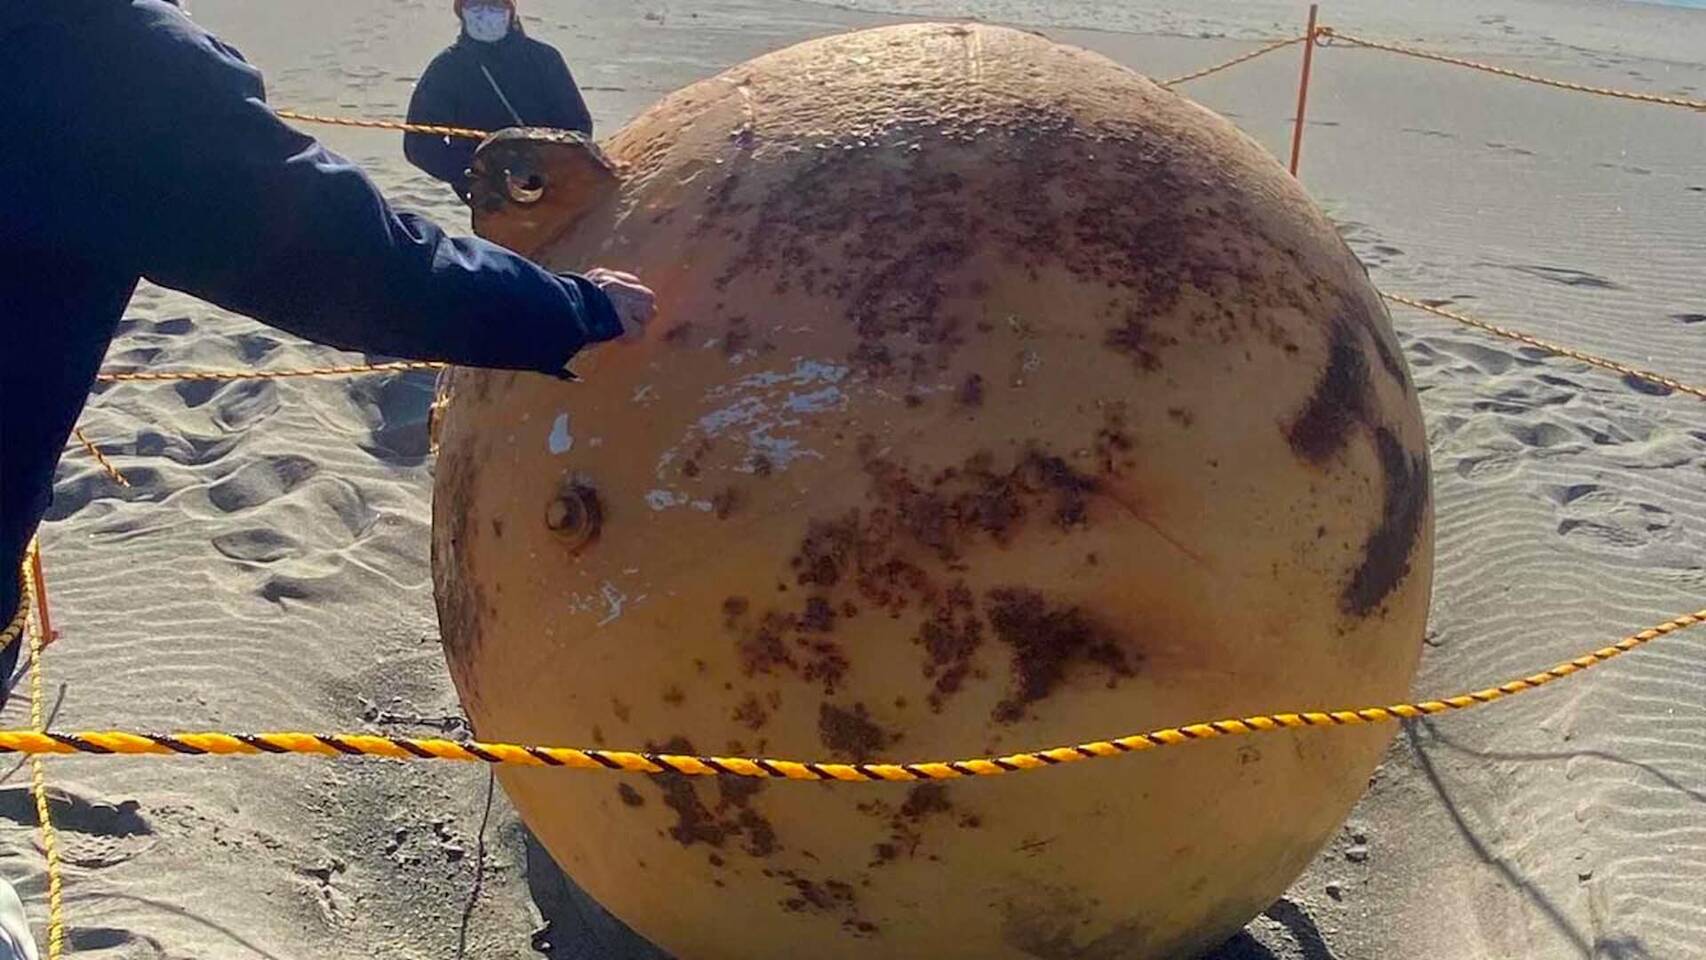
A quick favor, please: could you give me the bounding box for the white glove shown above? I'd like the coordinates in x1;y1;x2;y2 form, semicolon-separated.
584;268;657;342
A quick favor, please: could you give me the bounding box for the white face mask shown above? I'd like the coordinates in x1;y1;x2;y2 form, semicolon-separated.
462;7;511;43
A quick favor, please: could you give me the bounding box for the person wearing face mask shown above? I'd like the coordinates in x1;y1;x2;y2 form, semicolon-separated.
0;0;658;729
405;0;596;201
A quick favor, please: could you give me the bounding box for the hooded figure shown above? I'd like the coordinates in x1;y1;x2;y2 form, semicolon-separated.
404;0;594;200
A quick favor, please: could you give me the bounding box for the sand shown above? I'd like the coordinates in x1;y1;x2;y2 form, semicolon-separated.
2;1;1703;958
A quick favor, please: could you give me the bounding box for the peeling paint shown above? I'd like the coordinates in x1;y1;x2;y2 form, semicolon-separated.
647;489;690;511
598;581;628;626
714;359;850;395
549;413;574;454
784;386;845;414
747;432;816;469
648;358;850;499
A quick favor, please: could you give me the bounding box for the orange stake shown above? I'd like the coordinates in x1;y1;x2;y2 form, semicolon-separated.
1289;4;1320;176
26;546;56;649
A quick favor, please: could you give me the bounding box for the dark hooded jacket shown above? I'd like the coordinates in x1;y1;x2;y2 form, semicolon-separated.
404;22;593;198
0;0;621;698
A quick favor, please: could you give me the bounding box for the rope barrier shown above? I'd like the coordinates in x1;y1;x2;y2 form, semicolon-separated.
85;300;1703;403
264;26;1706;147
1159;34;1309;87
1317;28;1706;111
95;359;444;384
273;109;491;140
72;428;131;488
1;607;1698;781
5;16;1693;955
0;567;26;655
1382;293;1706;401
20;544;66;959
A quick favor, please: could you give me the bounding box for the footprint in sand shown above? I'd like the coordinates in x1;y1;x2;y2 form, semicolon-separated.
213;379;282;431
148;316;194;336
1544;482;1671;552
1536;373;1585;391
1500;418;1581;451
1621;373;1675;398
132;428;240;467
212;527;302;564
1436;340;1518;377
1453;452;1521;483
66;927;168;957
207;454;320;514
173;377;281;429
233;330;284;364
1574;414;1653;447
1488;262;1624;291
104;345;164;369
0;787;156;868
239;478;379;602
1484;141;1536;157
347;369;438;463
45;464;164;522
172;378;220;408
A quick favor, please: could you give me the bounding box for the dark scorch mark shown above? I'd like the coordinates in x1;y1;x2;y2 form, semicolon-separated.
1286;317;1371;462
1341;428;1429;616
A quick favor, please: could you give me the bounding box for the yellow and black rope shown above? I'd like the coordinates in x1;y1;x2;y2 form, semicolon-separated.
20;549;67;959
1;565;28;655
2;607;1699;781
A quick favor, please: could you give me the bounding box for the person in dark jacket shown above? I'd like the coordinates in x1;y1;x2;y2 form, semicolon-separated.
0;0;656;708
405;0;595;201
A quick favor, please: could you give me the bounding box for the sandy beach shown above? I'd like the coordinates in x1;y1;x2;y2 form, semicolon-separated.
3;1;1703;958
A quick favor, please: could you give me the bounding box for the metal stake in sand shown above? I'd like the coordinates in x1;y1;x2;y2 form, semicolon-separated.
1290;4;1320;176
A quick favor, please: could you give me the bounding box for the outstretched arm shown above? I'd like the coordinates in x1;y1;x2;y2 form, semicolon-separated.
128;12;617;376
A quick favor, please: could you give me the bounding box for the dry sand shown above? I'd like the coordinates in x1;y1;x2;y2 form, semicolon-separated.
3;1;1703;958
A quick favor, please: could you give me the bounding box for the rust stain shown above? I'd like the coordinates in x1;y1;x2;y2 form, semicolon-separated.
817;701;895;762
987;587;1136;724
648;736;779;858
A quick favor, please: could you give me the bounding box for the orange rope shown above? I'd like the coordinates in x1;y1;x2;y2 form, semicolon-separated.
72;428;131;488
95;359;444;384
1382;293;1706;402
273;109;491;140
1159;35;1310;87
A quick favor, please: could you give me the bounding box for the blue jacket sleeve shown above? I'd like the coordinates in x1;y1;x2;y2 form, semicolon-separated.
404;56;479;195
126;12;619;375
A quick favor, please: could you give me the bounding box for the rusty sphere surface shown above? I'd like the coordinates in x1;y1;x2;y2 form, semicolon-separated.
433;22;1433;960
